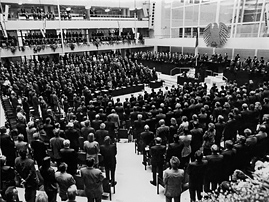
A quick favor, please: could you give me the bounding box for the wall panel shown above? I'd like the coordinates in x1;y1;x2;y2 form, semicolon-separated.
171;46;182;53
257;49;269;60
234;49;255;59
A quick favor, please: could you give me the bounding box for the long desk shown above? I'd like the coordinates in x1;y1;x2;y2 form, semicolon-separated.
94;84;144;97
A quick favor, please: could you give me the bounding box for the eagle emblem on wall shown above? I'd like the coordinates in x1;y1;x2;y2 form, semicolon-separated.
203;22;229;48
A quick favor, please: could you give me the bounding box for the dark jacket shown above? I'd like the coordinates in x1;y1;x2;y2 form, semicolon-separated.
204;154;224;182
95;129;109;145
187;160;208;187
65;128;80;152
140;130;154;146
31;140;47;166
166;142;183;162
150;144;166;166
100;144;117;167
60;148;78;175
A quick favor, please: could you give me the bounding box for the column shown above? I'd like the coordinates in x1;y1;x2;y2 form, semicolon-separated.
154;46;158;53
44;6;49;13
17;30;23;47
50;6;55;14
121;8;126;17
85;29;89;42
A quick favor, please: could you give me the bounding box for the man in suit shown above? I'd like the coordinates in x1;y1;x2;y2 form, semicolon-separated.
145;112;157;134
91;115;102;131
80;158;105;202
222;113;237;142
60;140;78;175
95;123;109;146
43;117;54;141
100;136;117;186
156;119;170;145
15;149;38;202
81;120;95;141
150;137;166;186
166;135;182;165
187;150;208;202
221;140;236;181
133;114;145;141
140;125;155;165
204;144;224;193
107;109;120;129
50;127;65;166
190;121;204;161
65;122;80;152
30;132;47;167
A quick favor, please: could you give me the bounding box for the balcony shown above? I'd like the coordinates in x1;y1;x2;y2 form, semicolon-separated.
5;13;149;30
0;40;150;58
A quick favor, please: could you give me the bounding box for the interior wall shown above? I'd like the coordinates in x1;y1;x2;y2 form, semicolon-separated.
234;49;256;60
171;46;182;53
158;46;169;52
257;49;269;59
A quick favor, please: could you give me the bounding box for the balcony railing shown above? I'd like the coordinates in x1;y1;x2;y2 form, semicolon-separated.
0;39;146;58
16;13;148;21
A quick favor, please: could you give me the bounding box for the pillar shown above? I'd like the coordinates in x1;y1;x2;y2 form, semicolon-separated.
17;30;23;47
85;29;89;42
44;6;49;13
126;9;130;17
121;8;126;17
51;6;55;14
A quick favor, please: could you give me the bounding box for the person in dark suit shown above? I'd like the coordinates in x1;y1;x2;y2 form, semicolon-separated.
0;127;16;167
156;119;170;145
140;125;155;165
145;112;157;134
133;114;145;140
221;140;236;181
43;117;54;141
100;136;117;186
150;137;166;186
60;140;78;176
80;158;105;202
91;115;102;131
190;121;203;161
166;135;182;165
81;120;95;141
39;157;58;202
65;122;80;152
214;115;225;147
233;136;248;171
222;113;237;142
30;133;47;167
187;150;208;202
204;144;224;193
95;123;108;146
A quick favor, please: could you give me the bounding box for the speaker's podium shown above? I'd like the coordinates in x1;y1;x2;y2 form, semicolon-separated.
204;75;227;89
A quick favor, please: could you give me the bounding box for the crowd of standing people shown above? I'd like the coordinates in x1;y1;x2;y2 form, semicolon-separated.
1;51;269;202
